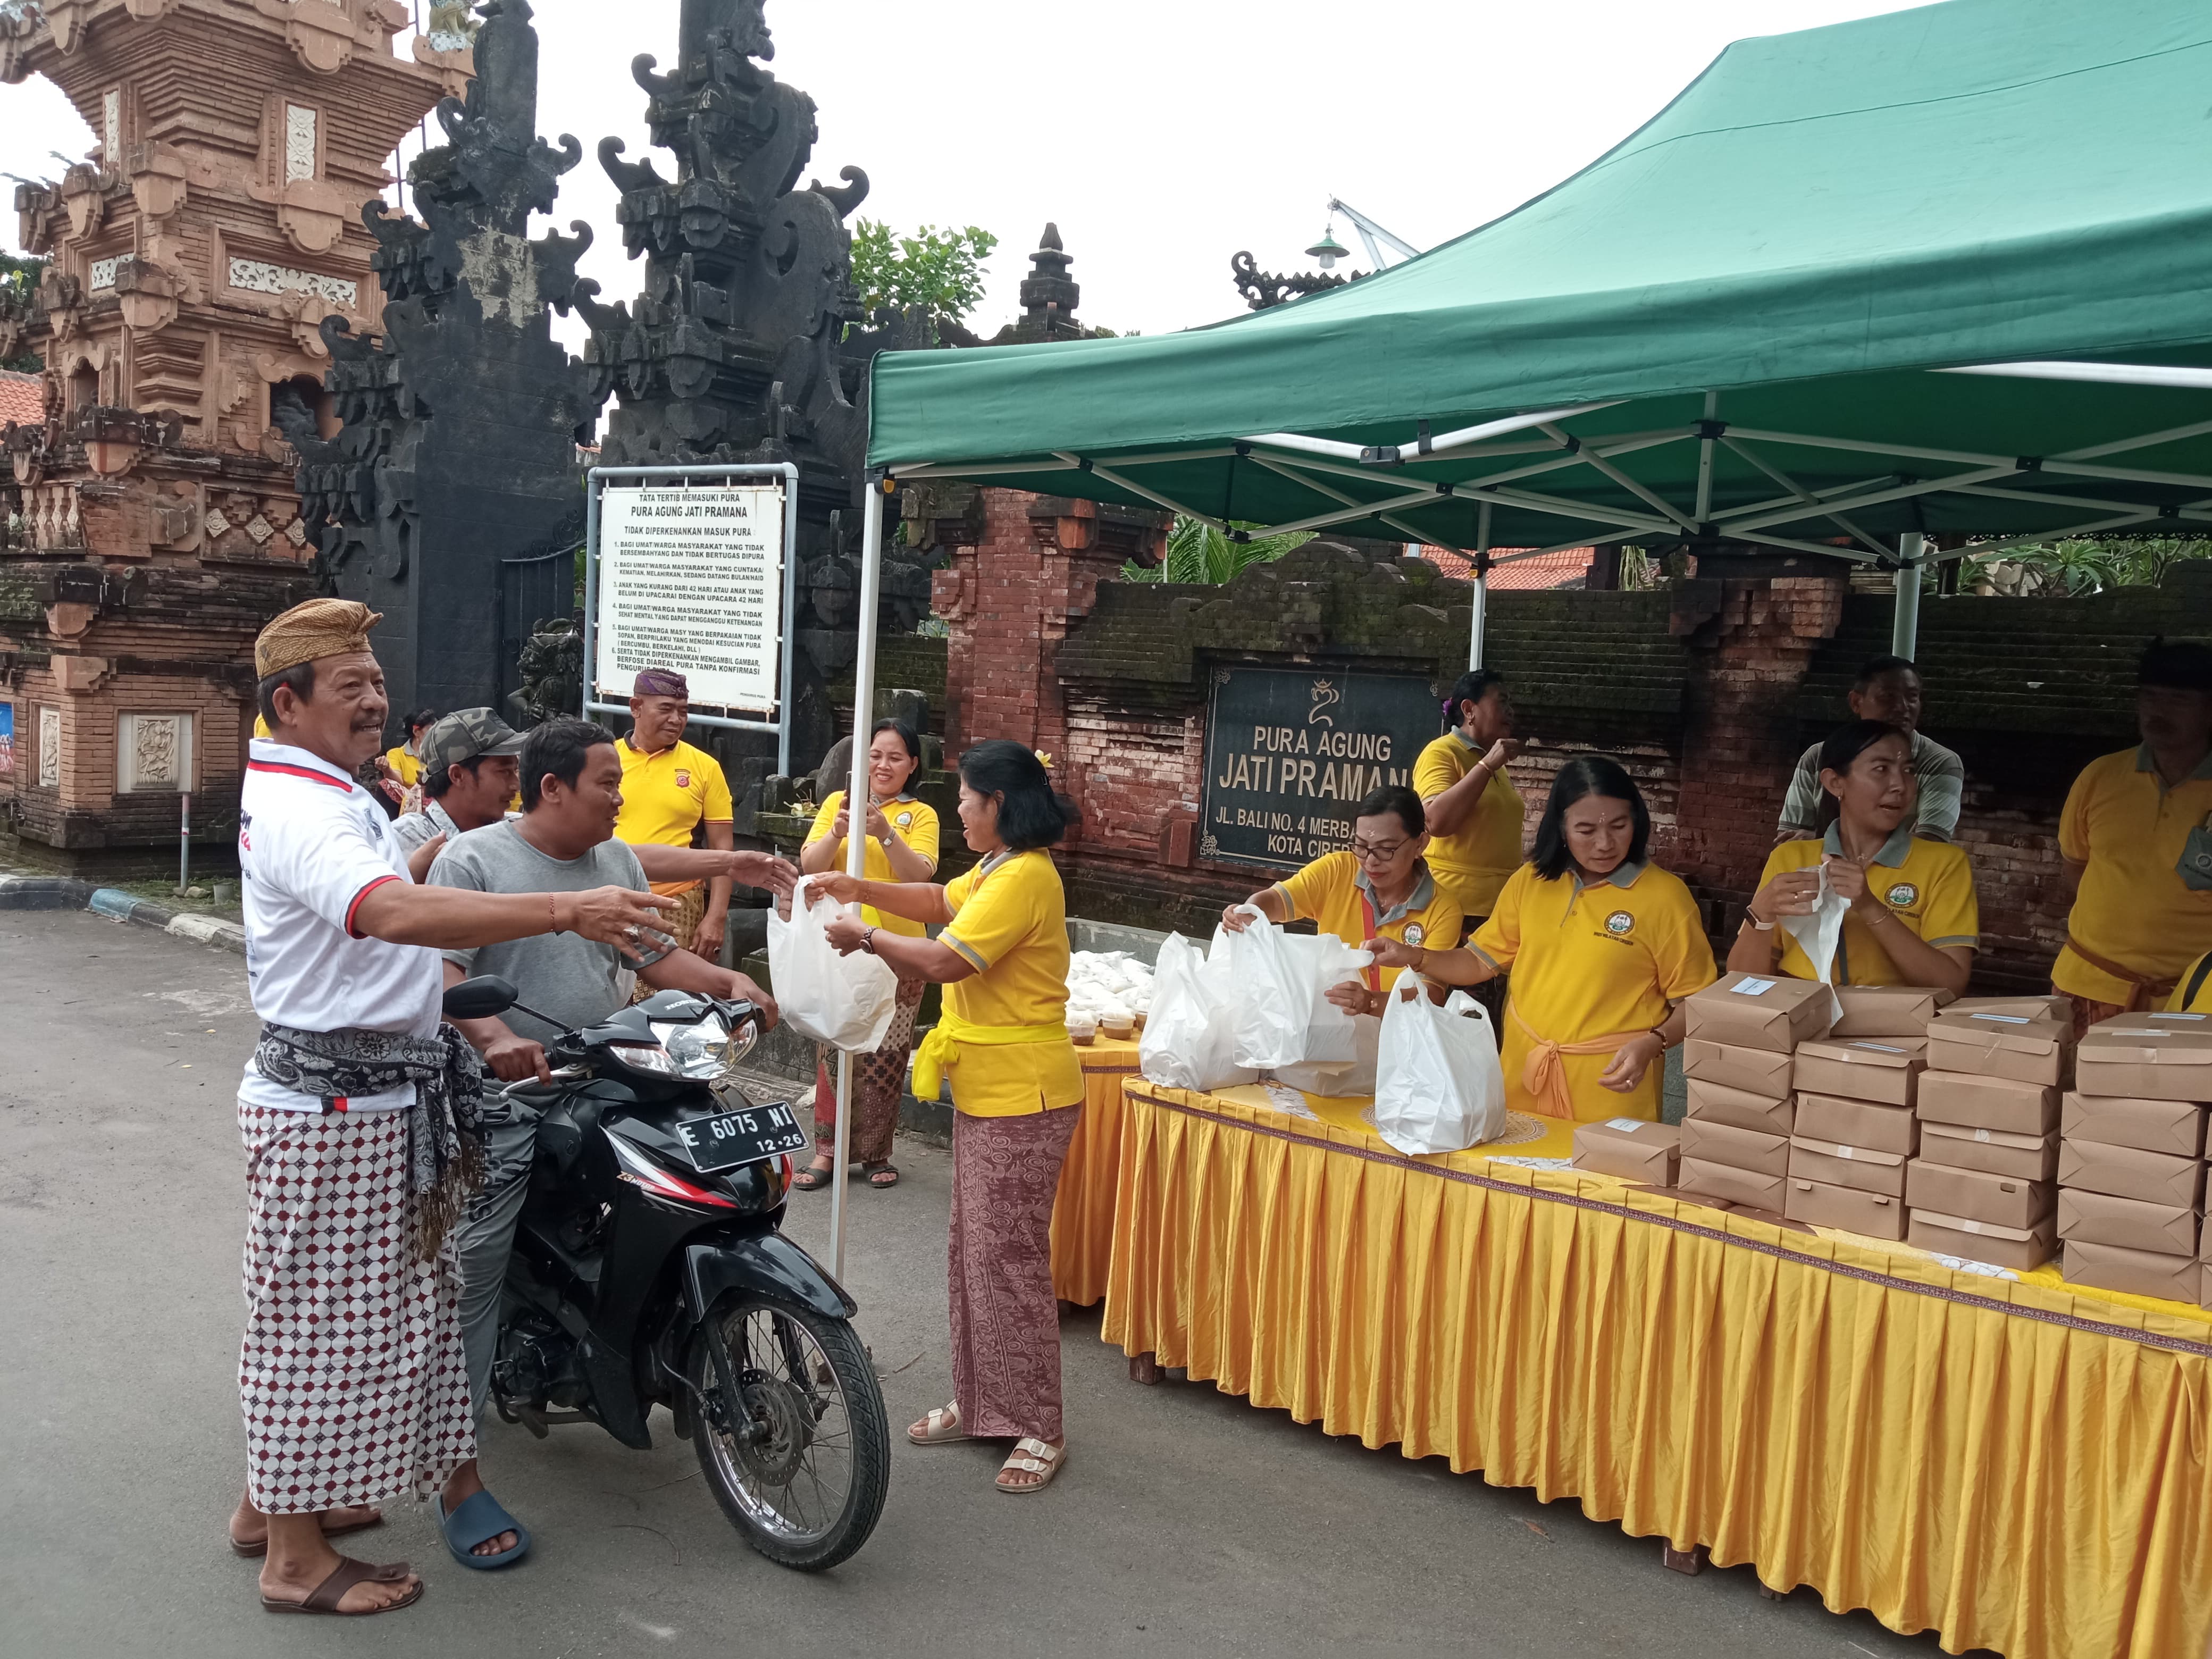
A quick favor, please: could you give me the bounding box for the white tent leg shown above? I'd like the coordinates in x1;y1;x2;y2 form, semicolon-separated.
1469;503;1492;670
829;477;889;1287
1892;531;1924;659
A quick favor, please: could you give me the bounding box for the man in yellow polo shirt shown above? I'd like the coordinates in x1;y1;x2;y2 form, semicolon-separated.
1221;784;1462;1011
613;667;734;961
2055;639;2212;1034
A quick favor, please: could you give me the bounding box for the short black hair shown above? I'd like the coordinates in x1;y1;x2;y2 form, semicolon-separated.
958;739;1073;852
1354;783;1425;839
871;718;922;772
1530;756;1649;881
1442;668;1507;730
423;756;485;800
404;706;439;735
255;660;316;727
1854;654;1917;690
520;717;613;811
2139;637;2212;692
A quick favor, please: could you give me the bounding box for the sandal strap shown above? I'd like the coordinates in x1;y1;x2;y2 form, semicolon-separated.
303;1556;387;1613
1008;1437;1062;1465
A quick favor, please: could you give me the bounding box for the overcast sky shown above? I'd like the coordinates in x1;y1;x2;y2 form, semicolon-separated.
3;0;1931;346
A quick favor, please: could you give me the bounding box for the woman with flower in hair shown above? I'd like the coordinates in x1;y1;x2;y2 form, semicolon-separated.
809;740;1082;1494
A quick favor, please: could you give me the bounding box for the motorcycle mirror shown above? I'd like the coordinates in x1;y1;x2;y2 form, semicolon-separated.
443;975;518;1020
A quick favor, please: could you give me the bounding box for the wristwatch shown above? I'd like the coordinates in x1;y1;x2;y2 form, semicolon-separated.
860;927;878;955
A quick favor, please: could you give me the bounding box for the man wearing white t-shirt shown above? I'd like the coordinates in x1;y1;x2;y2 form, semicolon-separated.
227;599;669;1618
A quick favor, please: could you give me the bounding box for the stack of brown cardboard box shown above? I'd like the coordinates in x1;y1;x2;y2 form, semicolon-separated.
1570;1117;1683;1189
2056;1015;2212;1301
1677;972;1837;1214
1783;987;1938;1240
1903;998;2072;1270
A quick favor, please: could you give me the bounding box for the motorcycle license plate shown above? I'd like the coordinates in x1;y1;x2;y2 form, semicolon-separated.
674;1102;809;1173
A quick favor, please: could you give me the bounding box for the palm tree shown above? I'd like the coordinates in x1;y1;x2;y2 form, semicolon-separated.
1123;516;1313;584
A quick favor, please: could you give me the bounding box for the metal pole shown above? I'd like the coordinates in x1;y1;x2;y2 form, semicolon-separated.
1468;502;1492;670
177;790;190;893
1892;530;1925;659
828;475;889;1286
777;464;799;779
581;471;600;719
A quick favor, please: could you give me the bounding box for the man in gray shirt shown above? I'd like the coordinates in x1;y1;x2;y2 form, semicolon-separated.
428;717;790;1556
1776;654;1965;842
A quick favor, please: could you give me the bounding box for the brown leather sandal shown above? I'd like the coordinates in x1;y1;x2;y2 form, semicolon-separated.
865;1162;900;1188
230;1507;384;1558
261;1556;421;1616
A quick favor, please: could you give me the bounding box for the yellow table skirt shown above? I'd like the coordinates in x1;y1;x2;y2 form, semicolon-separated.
1103;1080;2212;1659
1049;1036;1143;1308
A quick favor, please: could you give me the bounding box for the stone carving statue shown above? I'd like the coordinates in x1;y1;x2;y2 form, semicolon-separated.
578;0;936;820
297;0;605;731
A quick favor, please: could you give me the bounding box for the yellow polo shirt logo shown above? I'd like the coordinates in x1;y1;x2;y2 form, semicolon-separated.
1605;909;1635;937
1887;881;1920;908
897;811;913;828
1403;923;1426;948
674;769;691;789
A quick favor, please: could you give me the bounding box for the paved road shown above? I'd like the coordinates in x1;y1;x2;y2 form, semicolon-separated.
0;909;1982;1657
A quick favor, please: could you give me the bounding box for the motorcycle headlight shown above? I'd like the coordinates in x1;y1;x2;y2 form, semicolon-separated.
650;1016;733;1080
609;1041;678;1077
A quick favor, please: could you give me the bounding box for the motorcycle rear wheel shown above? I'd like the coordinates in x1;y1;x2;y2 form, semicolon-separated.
690;1294;890;1571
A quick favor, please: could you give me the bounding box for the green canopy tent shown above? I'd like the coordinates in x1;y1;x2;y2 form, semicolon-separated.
854;0;2212;671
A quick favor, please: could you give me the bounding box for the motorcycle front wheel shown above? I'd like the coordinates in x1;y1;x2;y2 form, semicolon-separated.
689;1294;890;1571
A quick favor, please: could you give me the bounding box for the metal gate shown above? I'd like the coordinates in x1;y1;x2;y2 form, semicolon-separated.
499;545;576;707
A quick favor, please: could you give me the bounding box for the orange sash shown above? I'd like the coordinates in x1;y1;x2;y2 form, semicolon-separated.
1510;1004;1649;1120
2064;934;2176;1012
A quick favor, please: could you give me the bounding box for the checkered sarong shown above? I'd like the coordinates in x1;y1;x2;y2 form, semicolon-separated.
237;1101;476;1513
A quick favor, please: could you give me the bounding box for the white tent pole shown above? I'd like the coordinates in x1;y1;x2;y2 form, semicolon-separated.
830;476;889;1286
1695;391;1717;524
1892;531;1924;658
1469;503;1492;671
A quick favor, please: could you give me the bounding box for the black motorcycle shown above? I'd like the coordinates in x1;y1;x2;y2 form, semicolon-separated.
440;974;890;1572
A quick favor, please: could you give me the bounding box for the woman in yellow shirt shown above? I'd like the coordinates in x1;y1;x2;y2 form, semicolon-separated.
1370;757;1717;1121
379;707;438;812
1730;722;1977;996
794;720;939;1191
1412;669;1525;931
812;740;1080;1495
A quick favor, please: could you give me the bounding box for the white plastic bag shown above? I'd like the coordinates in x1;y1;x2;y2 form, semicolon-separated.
1138;933;1256;1092
1217;909;1372;1070
1272;1012;1382;1097
1371;987;1507;1155
766;874;900;1052
1780;861;1849;1027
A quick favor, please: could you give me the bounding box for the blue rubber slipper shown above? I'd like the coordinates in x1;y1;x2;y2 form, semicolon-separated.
435;1489;531;1570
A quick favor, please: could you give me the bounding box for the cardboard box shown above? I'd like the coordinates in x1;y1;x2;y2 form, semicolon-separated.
2075;1023;2212;1103
1907;1209;2056;1272
1678;1157;1788;1210
1572;1119;1681;1187
1788;1136;1909;1196
1681;1040;1794;1102
2055;1138;2206;1208
1946;994;2071;1023
1916;1070;2062;1136
1679;1116;1791;1177
1683;1077;1796;1137
1782;1176;1908;1240
1924;1015;2074;1088
1916;1120;2059;1182
1792;1037;1929;1107
1683;972;1836;1053
1831;985;1947;1038
2061;1092;2208;1158
2202;1260;2212;1313
1905;1159;2056;1229
1794;1092;1917;1155
2062;1239;2200;1303
2056;1187;2201;1256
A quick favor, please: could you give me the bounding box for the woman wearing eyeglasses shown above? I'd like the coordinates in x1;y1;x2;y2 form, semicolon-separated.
1368;757;1717;1122
1219;784;1462;1012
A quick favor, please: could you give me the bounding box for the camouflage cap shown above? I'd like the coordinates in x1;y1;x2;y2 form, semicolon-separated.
421;707;527;776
